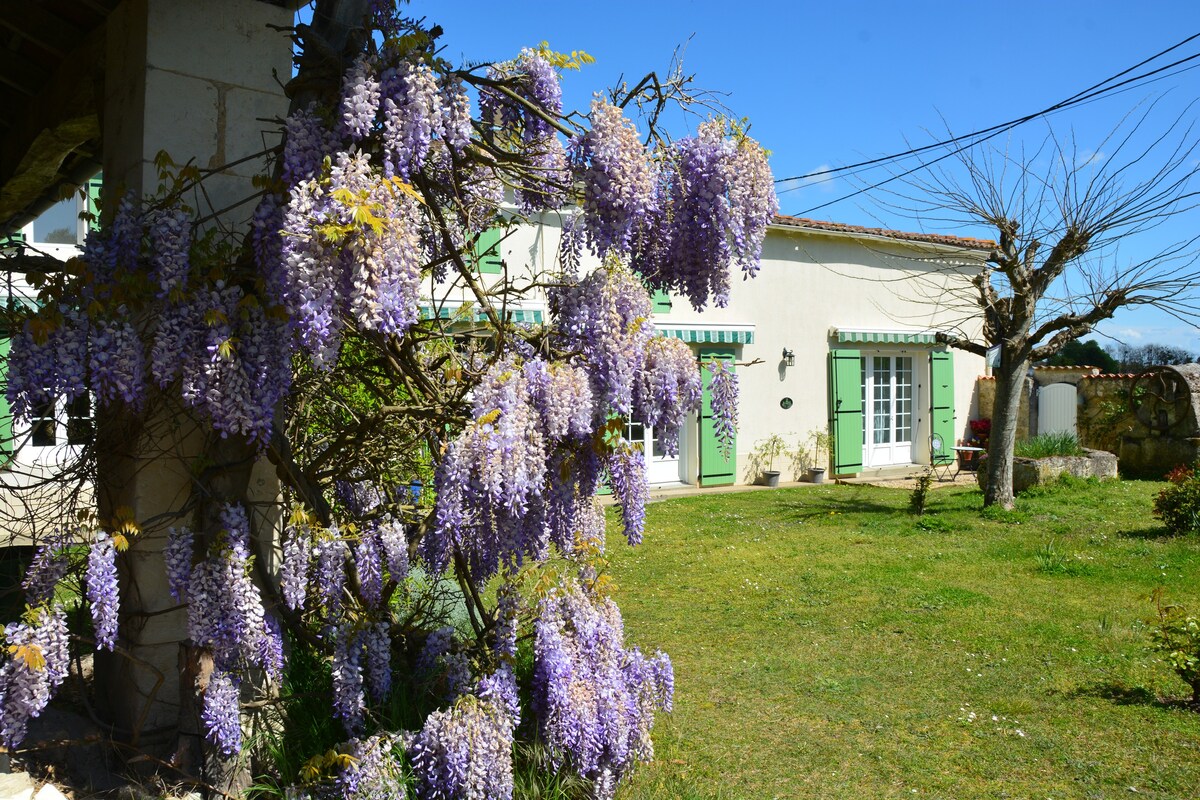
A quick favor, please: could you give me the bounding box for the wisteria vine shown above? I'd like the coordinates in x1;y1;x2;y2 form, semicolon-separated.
0;9;770;800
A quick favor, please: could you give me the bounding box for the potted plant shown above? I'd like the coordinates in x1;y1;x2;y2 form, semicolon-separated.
750;434;788;487
806;428;831;483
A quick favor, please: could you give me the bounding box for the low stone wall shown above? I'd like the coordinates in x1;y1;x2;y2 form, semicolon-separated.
977;448;1119;494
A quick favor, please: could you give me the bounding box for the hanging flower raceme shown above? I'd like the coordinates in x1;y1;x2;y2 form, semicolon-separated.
202;668;243;755
86;531;120;651
173;503;282;754
283;105;338;185
578;99;657;257
281;150;424;368
0;605;70;748
633;337;703;457
88;316;146;411
480;49;570;212
532;582;673;799
407;690;516;800
425;356;553;580
281;517;312;612
341;54;382;142
6;310;86;424
705;358;739;459
606;442;648;546
338;733;406;800
22;531;71;606
184;504;269;672
551;265;656;420
380;60;441;180
631;120;776;309
147;206;193;300
726;132;779;278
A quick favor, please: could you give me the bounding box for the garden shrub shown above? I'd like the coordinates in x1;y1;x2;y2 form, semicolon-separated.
1153;464;1200;534
909;469;933;516
1150;592;1200;703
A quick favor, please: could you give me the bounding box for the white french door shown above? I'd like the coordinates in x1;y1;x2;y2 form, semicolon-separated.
861;355;916;467
626;417;682;484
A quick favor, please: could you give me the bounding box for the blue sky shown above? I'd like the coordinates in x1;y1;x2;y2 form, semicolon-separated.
421;0;1200;355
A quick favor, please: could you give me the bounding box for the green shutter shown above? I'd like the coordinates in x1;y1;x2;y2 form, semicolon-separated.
0;337;11;461
698;347;736;487
828;349;863;474
475;228;504;274
86;178;102;231
651;287;672;314
930;350;955;464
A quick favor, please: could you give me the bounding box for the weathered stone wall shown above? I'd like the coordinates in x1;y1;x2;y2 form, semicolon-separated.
975;376;1032;442
1076;370;1200;477
1077;375;1139;453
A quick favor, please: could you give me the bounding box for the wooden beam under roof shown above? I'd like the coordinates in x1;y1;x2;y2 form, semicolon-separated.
0;47;48;97
0;2;86;60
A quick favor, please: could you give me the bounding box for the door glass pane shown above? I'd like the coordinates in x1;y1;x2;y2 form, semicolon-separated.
625;420;646;451
895;357;913;443
872;357;891;444
651;426;666;458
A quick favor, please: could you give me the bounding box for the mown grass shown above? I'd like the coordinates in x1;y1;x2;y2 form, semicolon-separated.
609;478;1200;800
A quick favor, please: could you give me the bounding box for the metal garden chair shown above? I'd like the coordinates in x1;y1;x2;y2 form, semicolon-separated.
929;433;954;481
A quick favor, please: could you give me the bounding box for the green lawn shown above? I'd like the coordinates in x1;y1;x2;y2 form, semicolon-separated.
609;479;1200;800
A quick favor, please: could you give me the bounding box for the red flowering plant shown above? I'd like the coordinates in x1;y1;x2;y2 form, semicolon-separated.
968;418;992;449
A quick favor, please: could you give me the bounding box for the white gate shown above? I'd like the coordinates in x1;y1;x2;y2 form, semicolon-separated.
1038;382;1078;436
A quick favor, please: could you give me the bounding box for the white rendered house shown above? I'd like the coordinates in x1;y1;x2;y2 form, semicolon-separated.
436;212;991;487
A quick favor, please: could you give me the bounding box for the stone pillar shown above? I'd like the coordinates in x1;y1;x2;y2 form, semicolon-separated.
95;0;291;759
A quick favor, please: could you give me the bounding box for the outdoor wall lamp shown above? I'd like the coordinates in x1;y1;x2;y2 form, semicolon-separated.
782;347;796;367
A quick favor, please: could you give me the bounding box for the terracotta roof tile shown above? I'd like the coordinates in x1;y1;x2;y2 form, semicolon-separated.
772;214;995;251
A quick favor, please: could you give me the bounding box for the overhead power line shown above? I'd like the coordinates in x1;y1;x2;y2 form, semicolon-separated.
775;31;1200;212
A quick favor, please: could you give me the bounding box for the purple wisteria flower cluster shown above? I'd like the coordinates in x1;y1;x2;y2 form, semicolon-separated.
630;119;779;309
85;531;120;651
633;336;703;458
706;358;740;459
6;198;294;447
578;99;657;257
551;265;656;419
533;581;674;799
407;691;516;800
0;606;69;748
281;150;424;368
173;503;280;753
481;49;570;212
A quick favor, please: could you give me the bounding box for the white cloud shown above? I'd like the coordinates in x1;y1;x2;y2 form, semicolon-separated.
1111;326;1144;341
793;164;836;193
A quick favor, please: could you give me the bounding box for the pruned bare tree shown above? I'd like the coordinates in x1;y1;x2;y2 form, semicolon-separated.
893;101;1200;507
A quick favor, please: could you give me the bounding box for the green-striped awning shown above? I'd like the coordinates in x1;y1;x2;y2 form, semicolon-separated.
659;327;754;345
835;329;939;345
420;305;544;324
